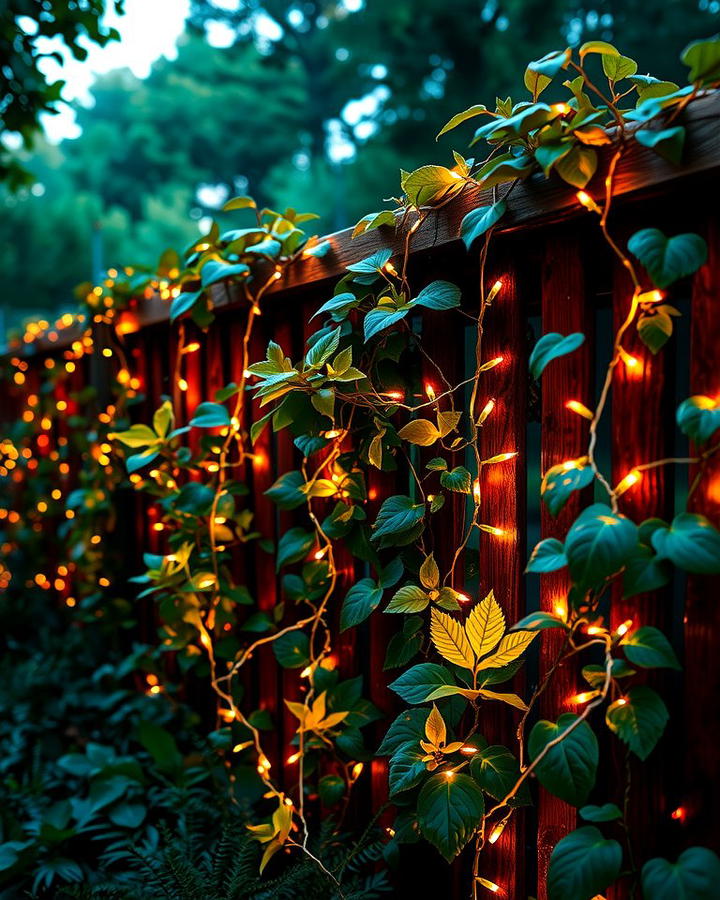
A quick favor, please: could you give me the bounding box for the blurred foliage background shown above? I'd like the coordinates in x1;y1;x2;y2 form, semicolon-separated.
1;0;718;332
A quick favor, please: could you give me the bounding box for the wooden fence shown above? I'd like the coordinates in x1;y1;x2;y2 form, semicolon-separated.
5;93;720;897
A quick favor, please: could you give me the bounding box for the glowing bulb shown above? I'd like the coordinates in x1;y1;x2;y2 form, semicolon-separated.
615;469;642;496
425;382;436;400
383;261;398;276
351;762;364;780
324;429;341;439
177;377;188;392
478;398;495;425
618;346;642;374
459;745;478;754
477;878;501;894
616;619;633;636
586;625;603;636
488;823;505;844
571;691;598;704
553;599;567;619
486;280;503;304
552;102;571;115
479;525;506;536
102;348;113;358
444;770;455;780
565;400;594;420
616;697;628;706
385;390;404;402
183;342;201;354
638;289;664;304
576;191;601;214
300;665;313;678
671;806;686;822
457;593;471;604
473;479;481;503
287;752;301;764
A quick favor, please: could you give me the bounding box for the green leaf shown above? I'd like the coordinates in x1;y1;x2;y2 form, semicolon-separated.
311;291;360;322
582;659;635;688
526;538;568;573
512;611;567;631
174;482;214;515
579;803;622;822
190;402;231;428
475;153;534;187
628;228;707;288
440;466;472;493
470;745;526;804
638;310;673;354
642;847;720;899
389;742;427;796
606;685;668;760
651;513;720;574
377;709;428;755
621;625;681;670
372;495;425;542
347;248;392;274
264;470;306;510
340;578;383;631
634;127;685;164
137;721;181;772
223;195;256;211
529;714;598;806
273;630;310;669
276;527;314;570
541;459;594;517
676;396;720;444
565;503;638;590
622;544;670;598
108;802;146;829
629;75;680;102
403;165;463;206
200;259;250;287
682;36;720;84
363;306;410;342
388;663;455;704
530;332;585;379
579;40;620;60
417;772;484;862
386;585;430;614
170;290;202;322
555;145;598;189
305;326;341;368
111;424;159;449
460;201;507;250
548;826;622;900
436;104;489;139
318;774;346;806
602;54;637;81
413;280;462;311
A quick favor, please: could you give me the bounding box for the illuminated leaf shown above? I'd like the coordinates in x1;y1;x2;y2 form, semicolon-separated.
420;554;440;590
637;309;673;354
470;745;527;803
526;537;568;572
606;685;668;760
189;402;231;428
579;40;620;60
430;609;475;670
440;466;472;493
476;630;536;670
388;663;455;705
413;280;462;311
602;53;637;81
397;419;441;446
676;396;720;444
634;126;685;164
682;36;720;84
436;104;490;140
385;585;430;614
403;165;464;206
389;742;427;795
465;591;505;659
424;704;446;746
565;503;638;590
621;625;681;670
417;772;484;861
460;201;507;250
340;578;383;631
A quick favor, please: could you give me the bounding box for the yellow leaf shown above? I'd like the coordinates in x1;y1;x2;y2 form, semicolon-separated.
477;688;528;711
437;410;462;437
368;431;384;468
425;703;446;746
397;419;441;446
430;608;475;670
420;553;440;590
466;590;505;660
319;711;348;730
477;630;536;670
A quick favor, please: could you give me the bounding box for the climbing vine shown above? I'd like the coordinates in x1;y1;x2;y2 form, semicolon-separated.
3;33;720;900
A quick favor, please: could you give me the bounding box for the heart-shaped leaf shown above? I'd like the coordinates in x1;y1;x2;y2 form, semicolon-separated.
628;228;707;288
530;332;585;379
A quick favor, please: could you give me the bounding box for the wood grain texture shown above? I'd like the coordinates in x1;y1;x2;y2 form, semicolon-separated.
477;251;527;899
684;214;720;850
536;229;593;897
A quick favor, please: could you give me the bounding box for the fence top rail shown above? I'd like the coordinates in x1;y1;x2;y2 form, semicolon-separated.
8;91;720;359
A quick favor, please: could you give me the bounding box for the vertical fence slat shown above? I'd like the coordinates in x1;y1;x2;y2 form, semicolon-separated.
537;231;592;896
685;215;720;848
478;256;527;899
609;242;675;889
